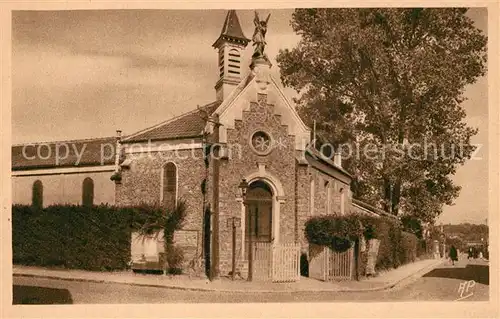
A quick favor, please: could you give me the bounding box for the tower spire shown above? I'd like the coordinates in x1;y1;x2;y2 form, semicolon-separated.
212;10;250;48
213;10;250;101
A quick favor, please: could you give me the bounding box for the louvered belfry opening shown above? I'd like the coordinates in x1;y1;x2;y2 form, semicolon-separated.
227;48;241;75
212;10;250;101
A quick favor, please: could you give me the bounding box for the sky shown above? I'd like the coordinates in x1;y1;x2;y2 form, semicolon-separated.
11;8;488;225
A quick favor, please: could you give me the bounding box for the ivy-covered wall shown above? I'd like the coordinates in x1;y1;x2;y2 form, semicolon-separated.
305;214;419;275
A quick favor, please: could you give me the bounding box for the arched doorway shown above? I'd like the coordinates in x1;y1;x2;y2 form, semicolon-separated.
245;180;273;258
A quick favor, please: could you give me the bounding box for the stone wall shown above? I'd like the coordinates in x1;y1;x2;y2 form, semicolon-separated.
310;167;351;217
295;161;310;252
216;94;299;276
116;148;206;267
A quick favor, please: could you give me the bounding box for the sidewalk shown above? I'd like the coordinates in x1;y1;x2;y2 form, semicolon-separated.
12;258;442;293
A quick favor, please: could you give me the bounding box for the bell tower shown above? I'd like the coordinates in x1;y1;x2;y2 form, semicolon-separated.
213;10;250;101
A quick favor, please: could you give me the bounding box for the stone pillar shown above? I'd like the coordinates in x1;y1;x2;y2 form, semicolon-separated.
250;57;272;96
433;240;440;259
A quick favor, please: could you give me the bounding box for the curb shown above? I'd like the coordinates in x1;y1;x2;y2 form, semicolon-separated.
367;259;444;292
12;273;225;293
12;260;443;294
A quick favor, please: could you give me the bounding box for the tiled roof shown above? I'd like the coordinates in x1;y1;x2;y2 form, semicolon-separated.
351;198;398;220
122;101;221;143
306;147;353;178
12;137;117;170
212;10;250;47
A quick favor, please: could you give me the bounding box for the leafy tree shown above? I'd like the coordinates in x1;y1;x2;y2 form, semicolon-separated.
277;8;487;222
443;223;488;242
401;215;423;239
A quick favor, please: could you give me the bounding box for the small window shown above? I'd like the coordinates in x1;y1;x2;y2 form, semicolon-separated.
340;187;346;215
309;177;315;216
325;181;331;214
82;177;94;207
162;162;178;209
32;180;43;209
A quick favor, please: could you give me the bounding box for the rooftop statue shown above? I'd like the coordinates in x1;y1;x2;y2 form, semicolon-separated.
252;11;271;61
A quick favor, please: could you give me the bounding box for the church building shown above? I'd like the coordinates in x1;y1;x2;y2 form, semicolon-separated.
12;10;381;280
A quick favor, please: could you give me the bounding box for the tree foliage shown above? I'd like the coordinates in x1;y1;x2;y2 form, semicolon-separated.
133;200;187;272
443;222;488;242
277;8;487;222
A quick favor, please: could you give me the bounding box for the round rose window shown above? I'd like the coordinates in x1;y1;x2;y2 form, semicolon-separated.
250;131;273;155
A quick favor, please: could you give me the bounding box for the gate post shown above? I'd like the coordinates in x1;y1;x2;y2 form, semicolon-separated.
324;246;329;281
271;242;275;281
354;238;360;281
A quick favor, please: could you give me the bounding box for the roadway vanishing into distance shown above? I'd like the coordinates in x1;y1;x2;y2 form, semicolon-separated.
13;259;488;304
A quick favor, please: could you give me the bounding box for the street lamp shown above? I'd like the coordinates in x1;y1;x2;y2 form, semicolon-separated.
238;179;251;281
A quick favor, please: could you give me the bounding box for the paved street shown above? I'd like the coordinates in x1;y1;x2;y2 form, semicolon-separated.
13;259;488;304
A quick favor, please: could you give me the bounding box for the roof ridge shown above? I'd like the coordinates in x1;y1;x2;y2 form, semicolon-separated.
122;101;218;142
12;136;116;147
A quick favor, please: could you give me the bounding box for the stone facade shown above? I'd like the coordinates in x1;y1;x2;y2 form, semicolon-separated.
216;94;300;275
10;10;385;281
308;160;352;218
116;145;207;266
115;58;357;277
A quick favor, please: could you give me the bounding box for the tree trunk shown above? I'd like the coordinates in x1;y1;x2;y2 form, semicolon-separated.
383;178;392;213
354;238;360;281
391;180;401;216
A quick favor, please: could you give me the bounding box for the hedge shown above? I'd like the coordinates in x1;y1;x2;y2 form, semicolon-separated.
12;204;172;271
305;214;419;273
400;231;418;264
304;215;363;252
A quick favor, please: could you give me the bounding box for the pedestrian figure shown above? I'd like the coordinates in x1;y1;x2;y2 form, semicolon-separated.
449;245;458;266
468;247;473;260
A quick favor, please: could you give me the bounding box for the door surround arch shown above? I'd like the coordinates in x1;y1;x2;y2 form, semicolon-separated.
236;164;285;258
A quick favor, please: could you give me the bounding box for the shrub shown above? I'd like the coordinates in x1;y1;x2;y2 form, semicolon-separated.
12;204;132;271
305;215;363;252
12;202;187;272
400;232;418;264
304;213;418;273
417;239;427;257
166;244;185;274
133;201;187;273
373;218;396;270
401;216;423;239
357;216;382;240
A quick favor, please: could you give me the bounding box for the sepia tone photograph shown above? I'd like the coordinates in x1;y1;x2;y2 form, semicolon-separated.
2;2;497;315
